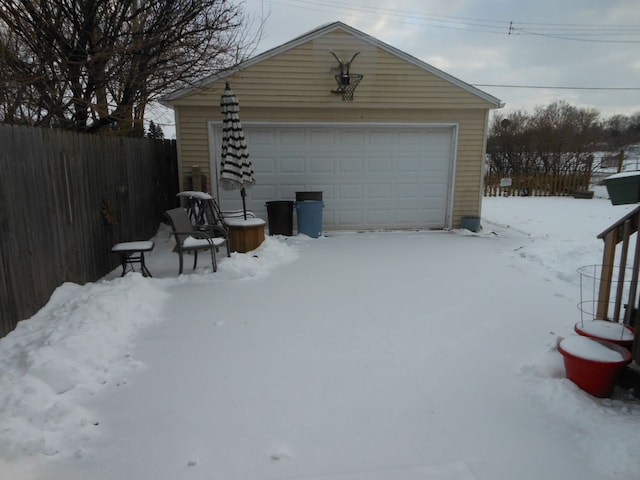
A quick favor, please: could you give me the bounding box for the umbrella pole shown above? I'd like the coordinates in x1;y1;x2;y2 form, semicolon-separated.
241;187;247;220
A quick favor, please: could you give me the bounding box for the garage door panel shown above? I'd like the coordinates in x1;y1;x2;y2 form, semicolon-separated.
423;212;445;225
246;130;277;145
279;156;305;173
310;184;335;199
427;146;452;158
339;156;365;173
253;156;277;173
397;156;423;172
336;210;365;225
424;160;450;171
219;124;454;229
369;131;394;145
367;156;392;173
338;183;365;199
367;183;392;199
396;183;420;198
252;184;277;200
424;183;448;197
308;156;334;173
339;130;366;146
367;209;392;225
397;208;425;223
281;184;306;199
322;208;334;224
310;130;336;146
280;130;306;145
397;131;429;147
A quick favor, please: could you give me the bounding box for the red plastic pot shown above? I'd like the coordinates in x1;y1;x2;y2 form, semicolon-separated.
558;336;632;398
574;320;635;350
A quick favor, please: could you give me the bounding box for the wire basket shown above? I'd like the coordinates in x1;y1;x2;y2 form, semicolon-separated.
577;264;635;324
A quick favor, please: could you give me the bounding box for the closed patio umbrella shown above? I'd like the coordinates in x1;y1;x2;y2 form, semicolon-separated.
219;82;254;220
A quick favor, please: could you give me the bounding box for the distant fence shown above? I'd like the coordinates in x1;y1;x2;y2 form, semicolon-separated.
0;124;179;337
484;173;591;197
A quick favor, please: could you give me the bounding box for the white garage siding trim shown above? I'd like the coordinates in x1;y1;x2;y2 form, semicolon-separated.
208;122;458;230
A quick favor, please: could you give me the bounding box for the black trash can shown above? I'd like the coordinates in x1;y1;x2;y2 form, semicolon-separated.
265;201;294;236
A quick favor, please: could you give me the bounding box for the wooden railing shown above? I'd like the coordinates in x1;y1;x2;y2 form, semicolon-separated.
596;206;640;361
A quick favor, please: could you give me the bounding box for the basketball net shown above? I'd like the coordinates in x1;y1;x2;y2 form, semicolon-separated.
333;74;363;102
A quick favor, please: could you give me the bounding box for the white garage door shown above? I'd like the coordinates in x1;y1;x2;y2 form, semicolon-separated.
213;123;456;230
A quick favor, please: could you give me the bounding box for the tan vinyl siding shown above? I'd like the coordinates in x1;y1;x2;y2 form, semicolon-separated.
171;26;498;228
172;31;495;110
174;107;212;188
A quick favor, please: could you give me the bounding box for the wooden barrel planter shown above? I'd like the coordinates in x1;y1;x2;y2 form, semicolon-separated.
226;218;266;253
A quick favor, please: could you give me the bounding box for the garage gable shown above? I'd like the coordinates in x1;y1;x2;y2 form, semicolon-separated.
165;22;502;110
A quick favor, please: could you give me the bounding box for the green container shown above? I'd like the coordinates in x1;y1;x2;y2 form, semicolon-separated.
461;216;481;232
603;173;640;205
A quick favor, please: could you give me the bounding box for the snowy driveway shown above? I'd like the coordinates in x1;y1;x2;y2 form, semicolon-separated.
2;197;640;479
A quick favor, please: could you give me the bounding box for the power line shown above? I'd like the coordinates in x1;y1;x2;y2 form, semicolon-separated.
516;29;640;44
268;0;640;43
473;84;640;91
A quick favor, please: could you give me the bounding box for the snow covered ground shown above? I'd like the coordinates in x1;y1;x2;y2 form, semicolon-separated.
2;192;640;479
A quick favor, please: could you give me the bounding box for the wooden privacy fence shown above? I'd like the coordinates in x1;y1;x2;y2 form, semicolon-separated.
484;173;591;197
0;124;179;337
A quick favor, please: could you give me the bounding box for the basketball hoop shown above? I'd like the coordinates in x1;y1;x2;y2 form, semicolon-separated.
329;51;363;102
332;73;363;102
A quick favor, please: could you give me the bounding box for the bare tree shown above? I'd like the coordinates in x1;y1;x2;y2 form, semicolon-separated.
0;0;256;135
529;101;600;175
487;101;601;176
487;111;533;175
601;113;640;150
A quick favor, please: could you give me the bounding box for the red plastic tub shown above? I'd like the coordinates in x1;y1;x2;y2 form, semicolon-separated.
574;320;635;350
558;336;632;398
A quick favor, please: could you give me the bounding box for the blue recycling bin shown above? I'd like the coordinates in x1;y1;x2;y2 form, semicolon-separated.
296;200;324;238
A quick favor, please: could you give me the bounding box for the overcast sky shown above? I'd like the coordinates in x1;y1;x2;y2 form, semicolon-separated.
245;0;640;116
152;0;640;136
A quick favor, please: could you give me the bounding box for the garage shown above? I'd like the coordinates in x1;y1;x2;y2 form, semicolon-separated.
213;123;457;230
165;22;502;231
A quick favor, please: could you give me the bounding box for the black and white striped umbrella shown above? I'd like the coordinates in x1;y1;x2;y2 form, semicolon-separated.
219;82;254;219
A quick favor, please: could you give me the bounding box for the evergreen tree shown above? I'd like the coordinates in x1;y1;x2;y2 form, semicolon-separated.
146;121;165;139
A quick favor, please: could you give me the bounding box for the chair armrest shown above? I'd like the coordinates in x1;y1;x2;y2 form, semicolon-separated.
197;224;229;237
222;210;256;219
171;230;213;239
170;230;215;247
